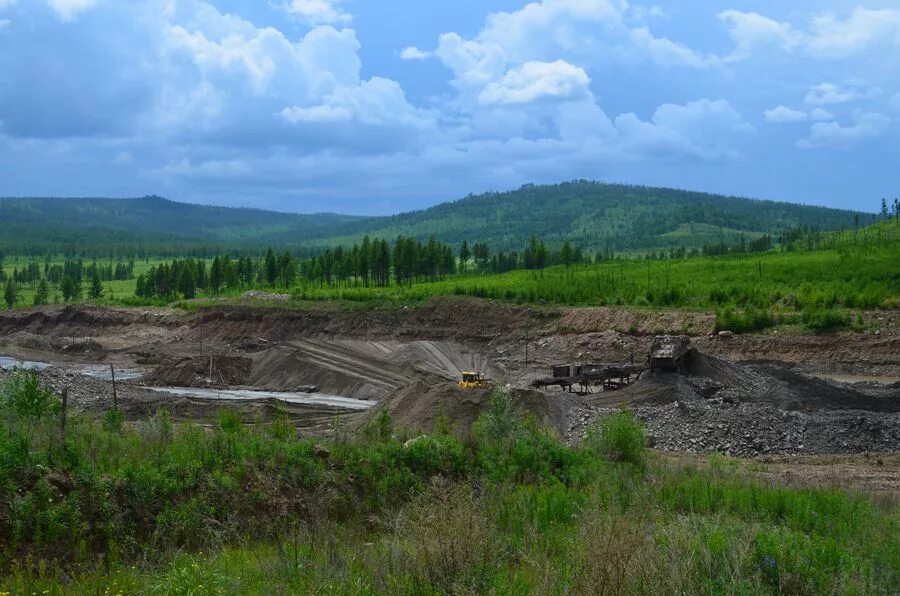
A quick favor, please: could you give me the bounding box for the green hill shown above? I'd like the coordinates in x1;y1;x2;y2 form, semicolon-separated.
0;196;362;255
0;182;868;255
320;182;865;252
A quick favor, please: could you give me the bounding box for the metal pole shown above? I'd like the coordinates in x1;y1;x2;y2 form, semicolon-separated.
524;331;528;369
60;386;68;442
110;364;118;410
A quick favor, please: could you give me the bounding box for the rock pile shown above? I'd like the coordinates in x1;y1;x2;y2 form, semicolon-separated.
568;399;900;457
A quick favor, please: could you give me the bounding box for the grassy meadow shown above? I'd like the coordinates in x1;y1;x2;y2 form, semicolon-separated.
0;373;897;594
2;223;898;335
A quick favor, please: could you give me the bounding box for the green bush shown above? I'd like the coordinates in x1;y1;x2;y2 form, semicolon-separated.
714;307;775;334
584;411;646;467
102;408;125;433
801;307;850;333
474;389;523;449
217;409;242;434
0;371;60;420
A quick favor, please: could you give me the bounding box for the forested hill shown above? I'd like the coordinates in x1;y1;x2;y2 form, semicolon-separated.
0;196;362;255
0;183;867;255
321;182;865;252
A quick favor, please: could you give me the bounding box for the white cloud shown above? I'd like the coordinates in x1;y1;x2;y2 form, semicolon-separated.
804;83;861;106
280;104;352;123
720;8;900;60
797;111;889;149
283;0;350;26
806;8;900;58
809;108;834;121
615;98;754;161
478;60;590;105
764;106;807;123
433;0;720;100
45;0;98;21
0;0;16;8
399;46;430;61
628;27;720;68
630;5;666;21
0;19;8;29
281;77;432;127
718;10;801;59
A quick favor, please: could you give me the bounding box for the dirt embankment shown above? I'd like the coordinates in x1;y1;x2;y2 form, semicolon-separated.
2;299;899;458
139;355;253;387
354;381;581;437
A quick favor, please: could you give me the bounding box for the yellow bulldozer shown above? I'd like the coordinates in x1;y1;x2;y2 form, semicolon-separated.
458;371;492;389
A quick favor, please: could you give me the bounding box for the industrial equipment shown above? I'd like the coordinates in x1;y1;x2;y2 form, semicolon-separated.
458;371;491;389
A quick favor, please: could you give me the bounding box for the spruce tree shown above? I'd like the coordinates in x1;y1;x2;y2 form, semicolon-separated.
209;256;224;294
4;278;16;309
33;279;49;306
61;276;77;302
459;241;470;274
89;272;104;299
264;248;278;287
179;265;197;299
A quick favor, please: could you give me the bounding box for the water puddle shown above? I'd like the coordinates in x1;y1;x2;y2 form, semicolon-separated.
0;357;51;371
80;366;144;381
813;373;900;385
146;386;376;411
1;356;144;381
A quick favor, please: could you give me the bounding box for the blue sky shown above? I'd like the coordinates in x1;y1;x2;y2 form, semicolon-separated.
0;1;898;214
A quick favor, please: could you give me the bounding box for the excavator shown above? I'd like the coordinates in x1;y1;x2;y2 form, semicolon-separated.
458;371;492;389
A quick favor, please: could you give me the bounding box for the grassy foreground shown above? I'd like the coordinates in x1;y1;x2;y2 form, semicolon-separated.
1;372;897;594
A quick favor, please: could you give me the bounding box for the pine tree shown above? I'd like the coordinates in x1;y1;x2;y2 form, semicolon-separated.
264;248;278;287
4;278;16;309
209;256;224;294
61;276;77;302
179;265;197;299
33;278;49;306
561;240;573;269
459;241;470;274
89;272;104;299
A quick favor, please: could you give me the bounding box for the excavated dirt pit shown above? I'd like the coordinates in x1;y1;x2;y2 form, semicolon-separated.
0;300;897;458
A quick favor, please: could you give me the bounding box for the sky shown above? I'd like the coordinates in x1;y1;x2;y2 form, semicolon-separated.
0;1;898;215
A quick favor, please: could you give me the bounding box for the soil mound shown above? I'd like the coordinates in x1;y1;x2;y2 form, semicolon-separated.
141;355;252;388
358;382;581;436
248;343;414;400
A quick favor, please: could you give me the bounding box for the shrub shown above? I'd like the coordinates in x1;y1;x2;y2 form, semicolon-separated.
218;409;242;434
151;553;227;595
102;408;125;433
714;307;775;334
584;411;646;468
0;371;60;420
474;388;523;448
362;408;393;443
801;308;849;333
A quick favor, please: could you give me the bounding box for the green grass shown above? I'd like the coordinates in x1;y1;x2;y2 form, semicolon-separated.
290;223;899;321
1;374;897;593
3;224;898;336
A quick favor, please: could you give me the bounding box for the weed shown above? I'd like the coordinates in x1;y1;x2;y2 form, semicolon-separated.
102;408;125;433
584;411;646;468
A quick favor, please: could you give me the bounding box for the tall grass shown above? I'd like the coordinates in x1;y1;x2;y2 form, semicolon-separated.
1;375;897;593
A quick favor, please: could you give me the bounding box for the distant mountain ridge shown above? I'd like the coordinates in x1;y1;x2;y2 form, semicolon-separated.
0;182;866;255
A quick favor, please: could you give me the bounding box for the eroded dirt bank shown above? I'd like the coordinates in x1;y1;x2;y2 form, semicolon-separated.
0;298;898;456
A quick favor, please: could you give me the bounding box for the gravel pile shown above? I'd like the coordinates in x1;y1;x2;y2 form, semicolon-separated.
568;399;900;457
0;366;122;412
